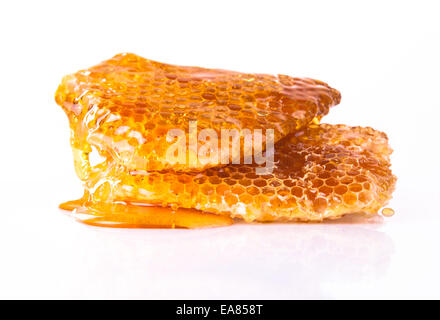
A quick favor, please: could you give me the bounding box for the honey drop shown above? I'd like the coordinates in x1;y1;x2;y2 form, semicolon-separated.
382;208;395;217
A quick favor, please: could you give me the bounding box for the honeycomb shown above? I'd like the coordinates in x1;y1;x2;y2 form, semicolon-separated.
63;124;396;225
55;53;341;172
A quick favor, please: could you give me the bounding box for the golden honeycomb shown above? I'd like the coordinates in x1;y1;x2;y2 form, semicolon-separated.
55;53;341;172
64;124;396;224
56;54;396;228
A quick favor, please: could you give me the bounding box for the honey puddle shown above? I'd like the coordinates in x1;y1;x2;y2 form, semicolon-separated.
59;199;233;229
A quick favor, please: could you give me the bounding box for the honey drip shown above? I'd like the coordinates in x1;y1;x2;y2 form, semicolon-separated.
381;208;395;217
60;199;233;228
55;54;396;228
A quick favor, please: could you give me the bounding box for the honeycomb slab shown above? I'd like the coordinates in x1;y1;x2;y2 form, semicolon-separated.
55;53;341;172
61;124;396;226
55;54;395;228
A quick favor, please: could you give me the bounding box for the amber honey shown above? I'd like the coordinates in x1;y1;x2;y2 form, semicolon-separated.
55;54;396;228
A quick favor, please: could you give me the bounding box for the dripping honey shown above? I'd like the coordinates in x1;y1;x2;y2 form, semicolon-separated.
55;53;396;228
60;199;233;229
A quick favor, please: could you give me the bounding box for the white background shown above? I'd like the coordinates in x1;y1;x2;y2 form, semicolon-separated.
0;0;439;299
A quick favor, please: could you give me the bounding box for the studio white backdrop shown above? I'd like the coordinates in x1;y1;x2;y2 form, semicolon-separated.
0;0;439;299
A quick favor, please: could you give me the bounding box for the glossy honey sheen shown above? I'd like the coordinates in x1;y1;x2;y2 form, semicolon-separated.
55;53;341;172
55;54;395;228
60;124;396;226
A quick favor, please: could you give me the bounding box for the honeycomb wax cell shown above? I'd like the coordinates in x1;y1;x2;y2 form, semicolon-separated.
55;53;341;172
65;124;396;225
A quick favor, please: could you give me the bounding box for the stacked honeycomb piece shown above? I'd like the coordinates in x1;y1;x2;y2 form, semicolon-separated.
55;53;396;228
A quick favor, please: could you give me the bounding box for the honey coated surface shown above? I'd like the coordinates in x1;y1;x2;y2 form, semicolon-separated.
61;124;396;225
56;54;395;228
55;53;341;172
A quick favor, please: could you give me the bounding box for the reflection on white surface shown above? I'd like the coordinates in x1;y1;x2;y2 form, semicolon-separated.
0;206;396;299
154;222;392;299
1;182;438;299
92;218;394;299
